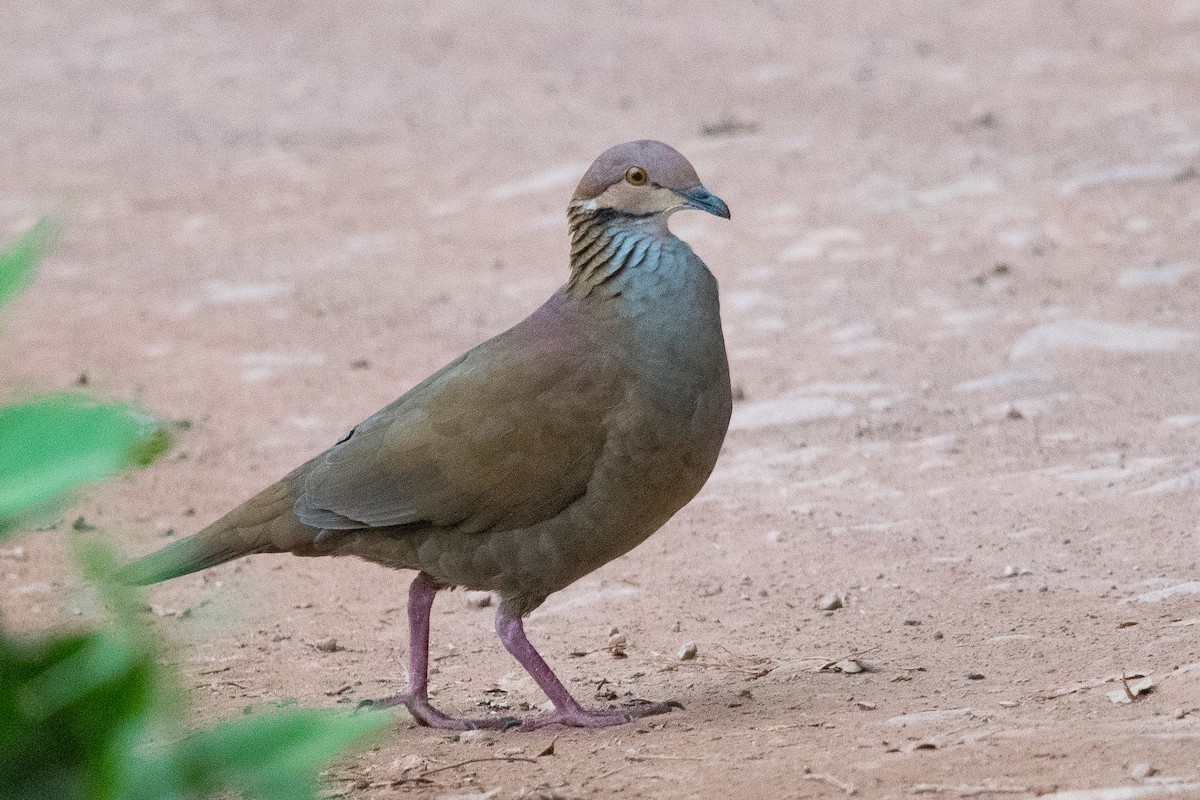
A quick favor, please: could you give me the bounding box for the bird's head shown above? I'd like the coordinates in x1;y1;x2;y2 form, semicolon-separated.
570;140;730;222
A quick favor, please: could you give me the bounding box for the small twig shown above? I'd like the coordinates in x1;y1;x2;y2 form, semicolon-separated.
1121;672;1137;703
913;784;1030;797
413;756;538;779
592;765;628;782
803;768;858;796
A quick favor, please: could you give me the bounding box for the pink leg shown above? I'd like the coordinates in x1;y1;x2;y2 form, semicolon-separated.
362;573;516;730
495;603;681;730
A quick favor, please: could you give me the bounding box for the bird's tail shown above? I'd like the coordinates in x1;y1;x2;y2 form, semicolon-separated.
117;476;312;585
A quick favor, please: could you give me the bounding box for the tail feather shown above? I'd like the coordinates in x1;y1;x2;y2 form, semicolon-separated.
117;528;264;585
118;476;313;585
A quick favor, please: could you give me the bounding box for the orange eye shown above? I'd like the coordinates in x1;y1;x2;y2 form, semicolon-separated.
624;166;648;186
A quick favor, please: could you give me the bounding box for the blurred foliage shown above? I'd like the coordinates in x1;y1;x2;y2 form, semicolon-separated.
0;223;388;800
0;395;168;538
0;219;51;311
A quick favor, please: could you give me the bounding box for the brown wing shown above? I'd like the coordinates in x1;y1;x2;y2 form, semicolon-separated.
294;306;626;534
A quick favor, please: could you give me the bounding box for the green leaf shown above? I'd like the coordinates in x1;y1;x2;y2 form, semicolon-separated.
0;626;160;800
0;220;52;312
0;395;168;531
145;708;389;800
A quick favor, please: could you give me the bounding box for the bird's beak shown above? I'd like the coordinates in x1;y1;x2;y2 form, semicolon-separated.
676;185;731;220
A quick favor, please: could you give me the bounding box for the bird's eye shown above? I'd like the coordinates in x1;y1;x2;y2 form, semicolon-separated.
625;166;648;186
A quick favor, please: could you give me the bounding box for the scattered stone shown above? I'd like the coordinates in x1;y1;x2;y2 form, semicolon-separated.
608;632;627;658
391;754;427;775
973;108;999;128
966;672;986;680
1171;707;1186;720
856;701;877;711
816;593;843;611
998;700;1019;708
1129;763;1156;780
766;529;784;543
457;729;493;745
314;637;343;653
0;546;27;561
624;746;642;761
1002;564;1018;578
677;641;698;661
700;117;759;138
464;591;492;609
835;659;864;674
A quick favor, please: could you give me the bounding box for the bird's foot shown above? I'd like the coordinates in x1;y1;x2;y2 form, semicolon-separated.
519;699;682;731
357;694;519;731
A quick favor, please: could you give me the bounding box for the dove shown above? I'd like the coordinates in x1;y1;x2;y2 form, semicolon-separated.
122;140;732;729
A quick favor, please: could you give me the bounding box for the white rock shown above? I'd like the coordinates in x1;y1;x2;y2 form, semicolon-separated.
816;593;844;611
1129;763;1156;780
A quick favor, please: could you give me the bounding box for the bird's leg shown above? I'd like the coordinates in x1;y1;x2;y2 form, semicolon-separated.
495;603;681;730
362;572;516;730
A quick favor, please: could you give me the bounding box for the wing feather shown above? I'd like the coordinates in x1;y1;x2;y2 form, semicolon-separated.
294;302;625;535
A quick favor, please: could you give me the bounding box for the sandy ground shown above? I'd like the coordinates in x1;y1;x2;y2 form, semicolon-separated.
3;1;1200;798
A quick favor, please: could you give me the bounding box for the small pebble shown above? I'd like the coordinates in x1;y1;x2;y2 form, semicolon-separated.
314;637;342;653
966;672;986;680
816;593;843;611
624;747;642;761
834;659;863;674
0;546;27;561
464;591;492;609
766;530;783;543
1002;564;1018;578
608;632;627;657
677;641;698;661
458;729;492;745
1129;763;1155;780
998;700;1019;708
391;754;426;773
1171;707;1186;720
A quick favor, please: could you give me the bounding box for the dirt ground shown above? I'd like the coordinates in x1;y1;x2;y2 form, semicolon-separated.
3;1;1200;798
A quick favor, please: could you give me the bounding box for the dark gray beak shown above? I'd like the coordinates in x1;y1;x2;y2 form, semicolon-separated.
677;185;731;219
